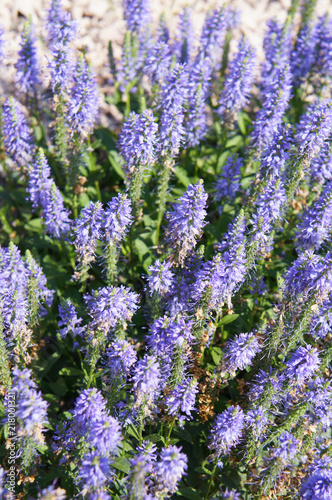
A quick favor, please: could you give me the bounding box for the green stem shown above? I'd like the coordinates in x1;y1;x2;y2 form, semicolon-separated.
204;460;218;500
165;417;176;446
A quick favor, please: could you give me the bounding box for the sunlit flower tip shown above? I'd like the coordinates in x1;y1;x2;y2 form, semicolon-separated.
155;446;188;494
15;18;41;96
165;181;208;266
218;37;256;121
274;431;299;463
77;452;110;489
300;456;332;500
209;405;245;456
225;332;261;372
147;260;174;296
105;338;137;378
295;99;332;161
103;193;133;244
252;64;292;151
123;0;152;35
173;6;195;64
84;285;139;332
166;378;198;423
67;55;99;137
145;40;173;84
87;414;122;455
73;201;104;267
159;63;189;156
46;1;78;92
198;6;230;70
214;155;242;210
285;345;320;384
290;23;318;84
2;97;34;169
58;299;85;339
117;109;159;175
245;406;269;436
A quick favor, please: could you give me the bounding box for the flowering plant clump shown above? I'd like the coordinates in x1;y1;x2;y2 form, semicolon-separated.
1;0;332;498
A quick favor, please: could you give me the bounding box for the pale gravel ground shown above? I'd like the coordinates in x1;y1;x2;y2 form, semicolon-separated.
0;0;331;125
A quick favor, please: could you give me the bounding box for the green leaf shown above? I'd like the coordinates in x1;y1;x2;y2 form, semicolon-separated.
59;367;83;377
126;424;141;441
173;427;193;443
145;433;163;443
178;487;201;500
238;112;247;135
174;166;191;187
211;346;222;365
135;238;150;263
219;314;239;326
48;377;67;397
108;151;125;179
112;457;131;474
247;297;254;311
24;218;44;233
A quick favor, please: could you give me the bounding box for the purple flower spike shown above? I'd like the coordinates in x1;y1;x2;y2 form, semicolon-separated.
159;63;189;157
67;55;99;137
166;378;198;424
274;431;299;463
2;97;35;169
103;193;133;244
285;345;320;384
145;40;173;84
147;260;174;297
313;14;332;79
58;299;85;339
197;6;231;71
296;181;332;251
28;149;71;239
186;57;212;147
123;0;152;36
77;452;110;489
252;64;292;151
300;456;332;500
155;446;188;495
132;354;161;417
118;109;159;176
209;405;245;456
15;18;40;97
214;155;242;212
225;332;261;373
105;339;137;378
295;99;332;161
291;23;318;85
9;367;48;444
0;25;6;65
218;37;256;121
73;201;104;268
165;181;208;266
84;285;139;332
246;406;269;437
173;6;195;64
47;3;78;93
